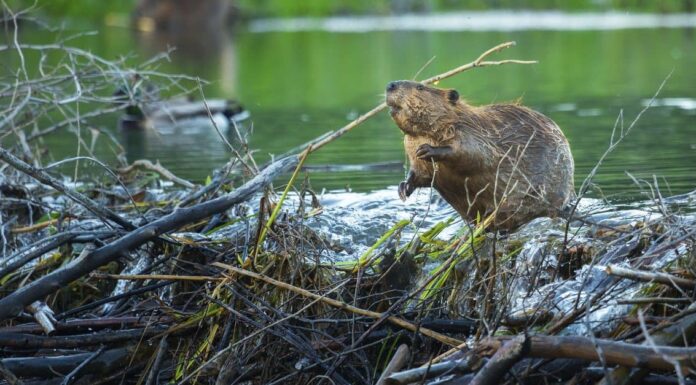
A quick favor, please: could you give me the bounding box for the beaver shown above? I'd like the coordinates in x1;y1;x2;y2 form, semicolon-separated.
386;80;575;230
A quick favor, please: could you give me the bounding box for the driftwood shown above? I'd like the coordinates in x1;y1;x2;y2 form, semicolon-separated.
0;155;298;321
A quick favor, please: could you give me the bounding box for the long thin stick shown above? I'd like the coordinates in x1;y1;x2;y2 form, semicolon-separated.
213;262;464;347
93;273;222;282
0;147;135;230
605;265;696;289
309;41;535;153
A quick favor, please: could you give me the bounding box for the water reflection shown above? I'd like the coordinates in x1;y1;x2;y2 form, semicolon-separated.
119;122;238;174
132;0;238;95
249;11;696;33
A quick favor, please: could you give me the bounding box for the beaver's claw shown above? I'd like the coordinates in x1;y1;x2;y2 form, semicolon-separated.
416;144;452;161
398;181;414;201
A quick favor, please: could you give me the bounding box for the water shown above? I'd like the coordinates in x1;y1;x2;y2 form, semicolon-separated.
6;12;696;200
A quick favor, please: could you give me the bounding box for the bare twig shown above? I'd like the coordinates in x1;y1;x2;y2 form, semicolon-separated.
118;159;196;189
0;147;136;230
605;265;696;289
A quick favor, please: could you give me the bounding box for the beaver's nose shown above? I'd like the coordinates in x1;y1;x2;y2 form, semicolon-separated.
386;82;398;93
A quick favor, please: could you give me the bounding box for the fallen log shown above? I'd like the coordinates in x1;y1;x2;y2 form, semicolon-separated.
477;334;696;372
0;316;173;335
384;355;476;384
0;155;298;321
0;346;144;378
0;327;166;349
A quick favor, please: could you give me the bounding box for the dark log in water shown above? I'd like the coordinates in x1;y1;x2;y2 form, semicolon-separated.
0;327;166;349
0;346;143;378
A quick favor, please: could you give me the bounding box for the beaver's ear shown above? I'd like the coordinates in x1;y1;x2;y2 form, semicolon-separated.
448;89;459;103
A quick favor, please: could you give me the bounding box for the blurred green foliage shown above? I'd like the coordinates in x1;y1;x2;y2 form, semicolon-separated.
237;0;694;17
4;0;694;22
4;1;134;22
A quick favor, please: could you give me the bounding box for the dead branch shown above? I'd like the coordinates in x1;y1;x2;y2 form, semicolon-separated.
118;159;197;189
0;346;145;379
385;355;476;384
477;334;696;372
606;264;696;289
376;344;410;385
0;327;166;349
0;316;173;334
470;334;529;385
0;361;23;385
0;232;77;279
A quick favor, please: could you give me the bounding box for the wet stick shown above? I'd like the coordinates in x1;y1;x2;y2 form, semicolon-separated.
308;41;536;153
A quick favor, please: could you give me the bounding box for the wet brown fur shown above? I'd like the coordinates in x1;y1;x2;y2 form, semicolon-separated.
386;80;575;230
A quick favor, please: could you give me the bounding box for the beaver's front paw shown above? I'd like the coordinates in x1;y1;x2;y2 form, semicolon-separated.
416;144;453;161
398;181;414;201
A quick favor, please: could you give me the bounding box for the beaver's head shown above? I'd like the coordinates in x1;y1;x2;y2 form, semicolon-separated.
386;80;460;137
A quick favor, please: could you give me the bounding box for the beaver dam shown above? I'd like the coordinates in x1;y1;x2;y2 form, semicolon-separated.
1;24;696;385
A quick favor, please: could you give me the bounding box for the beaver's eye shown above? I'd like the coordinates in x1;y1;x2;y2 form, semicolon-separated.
448;90;459;102
416;84;424;91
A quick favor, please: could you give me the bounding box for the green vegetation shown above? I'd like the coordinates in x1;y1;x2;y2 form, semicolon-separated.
237;0;695;17
5;0;694;23
5;1;133;23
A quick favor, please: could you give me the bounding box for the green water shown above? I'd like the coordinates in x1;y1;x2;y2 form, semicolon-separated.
8;21;696;200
